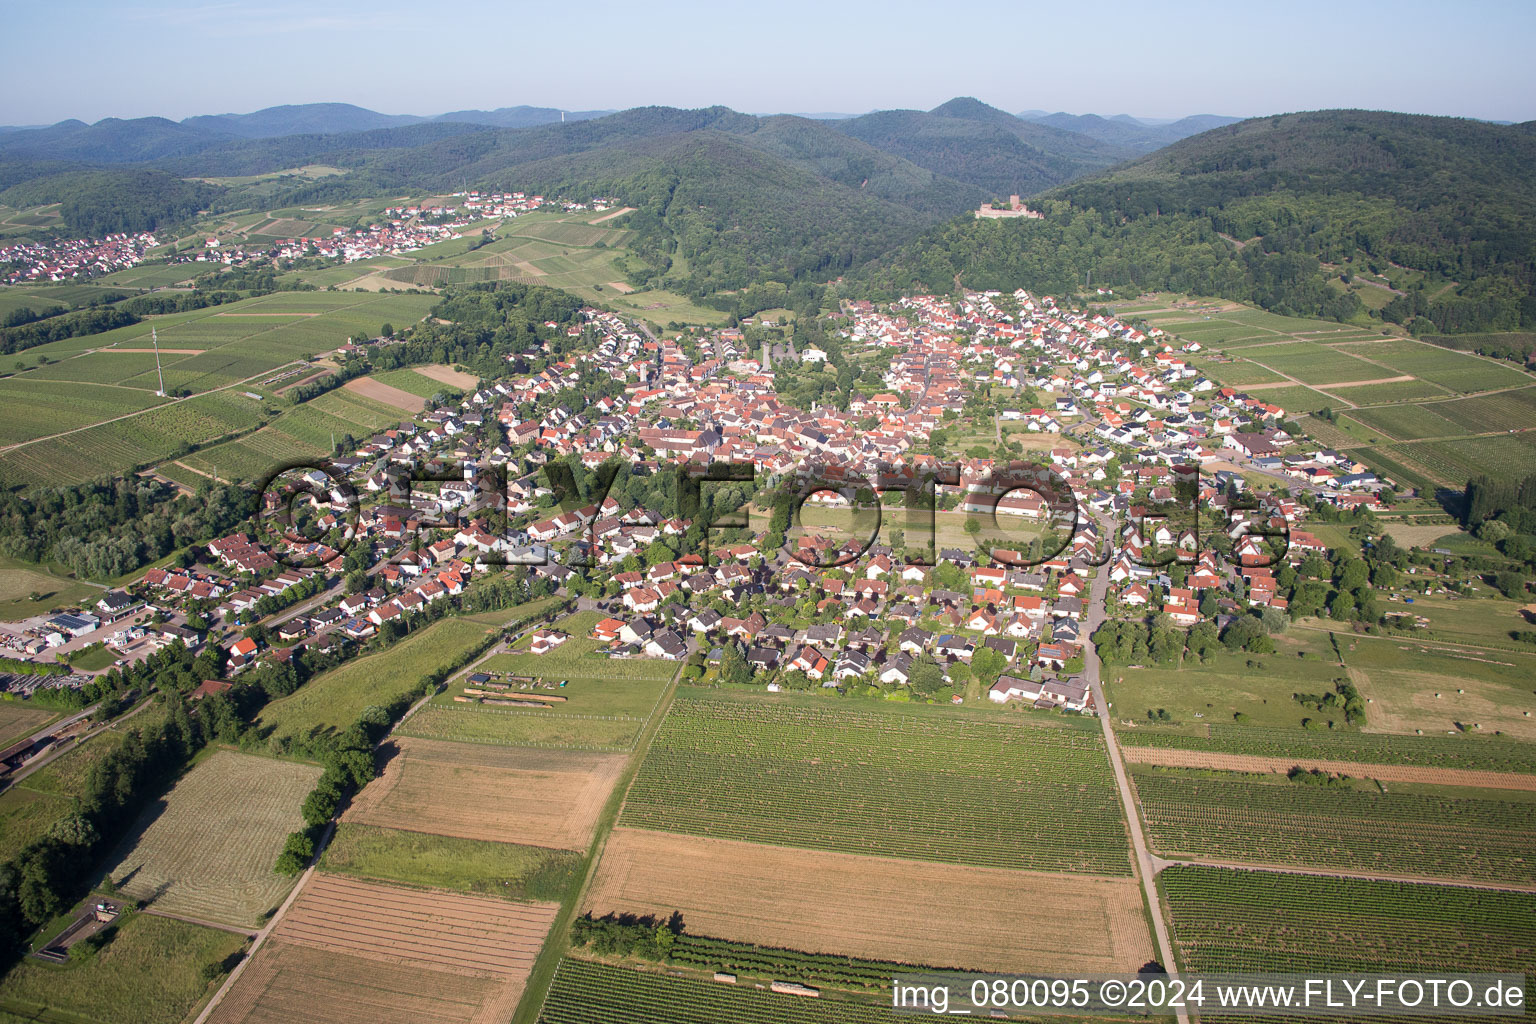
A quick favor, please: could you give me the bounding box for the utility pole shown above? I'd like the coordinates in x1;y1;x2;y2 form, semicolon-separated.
152;327;166;396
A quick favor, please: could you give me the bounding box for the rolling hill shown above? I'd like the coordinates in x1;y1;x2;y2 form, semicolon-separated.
1022;111;1241;152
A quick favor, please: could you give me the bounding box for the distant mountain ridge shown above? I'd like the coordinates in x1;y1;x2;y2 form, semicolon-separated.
1018;111;1243;152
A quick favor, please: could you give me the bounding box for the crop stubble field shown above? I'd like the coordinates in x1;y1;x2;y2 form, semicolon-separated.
208;873;558;1024
586;828;1154;974
104;750;320;927
342;736;625;851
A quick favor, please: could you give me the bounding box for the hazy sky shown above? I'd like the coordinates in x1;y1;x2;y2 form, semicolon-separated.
4;0;1533;125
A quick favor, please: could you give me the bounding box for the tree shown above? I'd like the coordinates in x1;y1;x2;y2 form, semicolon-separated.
1493;571;1528;599
345;570;367;594
379;322;395;338
908;656;946;696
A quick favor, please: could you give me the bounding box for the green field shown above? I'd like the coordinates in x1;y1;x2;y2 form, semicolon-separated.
1135;767;1536;882
1336;339;1535;393
320;822;581;902
0;912;245;1024
620;689;1131;874
369;367;461;399
537;958;907;1024
1234;341;1384;385
0;552;104;618
0;702;54;749
402;610;674;750
1126;724;1536;774
103;750;320;927
1162;865;1536;977
0;725;135;863
256;613;505;747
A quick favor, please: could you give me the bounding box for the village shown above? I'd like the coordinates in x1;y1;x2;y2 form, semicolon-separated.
0;231;159;284
0;283;1404;734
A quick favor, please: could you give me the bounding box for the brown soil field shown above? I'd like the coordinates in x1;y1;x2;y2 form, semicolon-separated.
343;377;426;412
513;261;545;276
415;364;480;389
209;873;557;1024
209;937;499;1024
1121;746;1536;791
343;737;625;850
605;281;635;293
585;829;1154;974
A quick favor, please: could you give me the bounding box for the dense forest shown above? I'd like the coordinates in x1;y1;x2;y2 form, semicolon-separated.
863;111;1536;333
0;168;221;236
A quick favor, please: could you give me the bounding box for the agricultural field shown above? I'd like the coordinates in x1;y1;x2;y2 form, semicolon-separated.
0;724;134;863
0;378;167;447
0;913;246;1024
0;388;267;487
0;703;54;749
208;873;558;1024
320;822;581;903
256;614;503;747
586;828;1154;974
343;737;625;851
369;366;462;399
171;384;410;484
537;958;911;1024
0;551;105;619
620;689;1131;874
1385;434;1536;488
103;750;320;927
1134;767;1536;883
1336;338;1535;393
1123;723;1536;775
1230;341;1383;385
1162;866;1536;977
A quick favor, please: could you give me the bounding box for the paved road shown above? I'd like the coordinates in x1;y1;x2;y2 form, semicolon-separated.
1080;509;1190;1024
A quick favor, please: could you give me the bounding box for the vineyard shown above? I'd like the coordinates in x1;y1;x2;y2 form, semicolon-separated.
1133;768;1536;883
537;958;907;1024
1335;339;1534;393
1162;866;1536;978
1127;724;1536;774
620;690;1131;873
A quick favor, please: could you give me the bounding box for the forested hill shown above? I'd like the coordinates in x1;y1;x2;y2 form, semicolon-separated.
860;110;1536;335
829;98;1129;197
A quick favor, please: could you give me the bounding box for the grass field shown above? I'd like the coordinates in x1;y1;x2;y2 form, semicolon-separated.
0;723;137;863
103;750;320;927
0;703;57;748
1134;766;1536;883
256;614;504;747
406;610;674;750
0;912;245;1024
0;552;105;618
1106;627;1347;733
620;689;1131;874
320;822;581;903
1162;866;1536;979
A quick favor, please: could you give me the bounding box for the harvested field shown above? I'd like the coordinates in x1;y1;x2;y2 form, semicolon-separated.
605;281;635;293
343;376;425;412
1121;745;1536;791
0;703;53;747
209;939;499;1024
343;737;625;850
105;750;320;927
415;363;480;389
209;873;558;1024
589;206;635;224
584;828;1154;974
